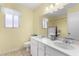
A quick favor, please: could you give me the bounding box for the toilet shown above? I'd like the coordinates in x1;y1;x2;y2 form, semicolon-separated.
24;41;30;51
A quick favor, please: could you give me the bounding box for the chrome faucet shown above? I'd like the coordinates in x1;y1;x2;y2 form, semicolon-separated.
63;33;75;44
64;37;74;44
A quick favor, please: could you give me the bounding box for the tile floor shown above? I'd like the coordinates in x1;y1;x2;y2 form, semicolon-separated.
2;48;31;56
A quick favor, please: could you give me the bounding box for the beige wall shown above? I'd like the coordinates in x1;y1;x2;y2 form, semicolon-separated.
0;3;33;54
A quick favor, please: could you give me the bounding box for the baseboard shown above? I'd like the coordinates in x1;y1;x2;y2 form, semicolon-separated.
0;46;24;55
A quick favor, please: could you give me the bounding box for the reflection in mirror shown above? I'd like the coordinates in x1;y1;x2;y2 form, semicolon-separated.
42;17;48;29
47;14;68;38
43;3;79;41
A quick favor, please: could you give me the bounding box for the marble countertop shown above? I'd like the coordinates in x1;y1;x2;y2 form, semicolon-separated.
31;36;79;56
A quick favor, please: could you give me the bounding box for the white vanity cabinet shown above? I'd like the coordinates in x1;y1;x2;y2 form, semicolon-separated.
31;37;68;56
31;38;45;56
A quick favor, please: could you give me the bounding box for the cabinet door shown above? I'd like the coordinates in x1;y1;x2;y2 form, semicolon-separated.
46;46;67;56
38;42;45;56
31;39;38;56
38;48;45;56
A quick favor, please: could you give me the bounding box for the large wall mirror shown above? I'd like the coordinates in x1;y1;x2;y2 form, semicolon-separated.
43;3;79;40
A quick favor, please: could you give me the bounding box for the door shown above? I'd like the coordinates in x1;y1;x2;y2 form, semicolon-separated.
31;38;38;56
38;42;45;56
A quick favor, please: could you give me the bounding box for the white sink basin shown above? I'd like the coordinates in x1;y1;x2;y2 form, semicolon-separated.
54;41;74;50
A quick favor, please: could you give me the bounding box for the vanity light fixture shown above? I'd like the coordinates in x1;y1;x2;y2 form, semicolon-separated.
50;4;54;9
49;4;55;13
56;3;65;9
45;3;68;13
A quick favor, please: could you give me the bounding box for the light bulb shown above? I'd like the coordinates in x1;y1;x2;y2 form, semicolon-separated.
50;4;54;9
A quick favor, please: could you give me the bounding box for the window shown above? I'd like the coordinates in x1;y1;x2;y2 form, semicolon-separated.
42;18;48;28
5;13;19;28
13;15;19;28
5;14;13;27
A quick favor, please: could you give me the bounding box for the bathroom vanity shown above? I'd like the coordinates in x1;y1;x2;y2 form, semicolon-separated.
31;36;79;56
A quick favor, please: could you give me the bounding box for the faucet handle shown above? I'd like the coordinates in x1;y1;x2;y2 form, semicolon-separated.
64;37;75;44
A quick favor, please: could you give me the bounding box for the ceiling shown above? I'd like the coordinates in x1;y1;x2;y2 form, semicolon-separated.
18;3;76;17
44;3;76;17
19;3;41;10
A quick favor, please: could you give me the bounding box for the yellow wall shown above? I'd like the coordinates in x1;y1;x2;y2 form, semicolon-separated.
33;4;49;36
48;15;68;37
0;3;33;54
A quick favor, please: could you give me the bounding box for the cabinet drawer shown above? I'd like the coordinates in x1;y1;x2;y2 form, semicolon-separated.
46;46;67;56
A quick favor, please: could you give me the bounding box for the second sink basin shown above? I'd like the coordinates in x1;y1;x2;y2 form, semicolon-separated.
54;41;74;50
